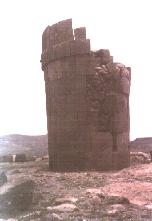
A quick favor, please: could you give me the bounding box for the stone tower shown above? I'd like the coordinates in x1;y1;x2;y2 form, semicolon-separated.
41;19;131;171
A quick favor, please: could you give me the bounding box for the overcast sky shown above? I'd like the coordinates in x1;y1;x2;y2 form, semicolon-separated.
0;0;152;140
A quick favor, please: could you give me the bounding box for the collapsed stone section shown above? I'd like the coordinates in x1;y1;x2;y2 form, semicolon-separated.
41;19;131;171
86;56;131;169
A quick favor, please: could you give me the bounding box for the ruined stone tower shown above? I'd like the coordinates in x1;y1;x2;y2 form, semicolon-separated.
41;19;131;171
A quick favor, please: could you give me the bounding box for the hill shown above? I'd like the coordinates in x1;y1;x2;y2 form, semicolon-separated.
0;134;48;157
130;137;152;153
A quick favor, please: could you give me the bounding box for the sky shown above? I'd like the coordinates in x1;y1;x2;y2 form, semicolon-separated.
0;0;152;140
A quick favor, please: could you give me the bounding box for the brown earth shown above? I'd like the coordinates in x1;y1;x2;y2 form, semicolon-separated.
1;159;152;220
1;135;152;220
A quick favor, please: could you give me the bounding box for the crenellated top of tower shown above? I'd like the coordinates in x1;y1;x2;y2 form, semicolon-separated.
41;18;131;82
41;19;90;70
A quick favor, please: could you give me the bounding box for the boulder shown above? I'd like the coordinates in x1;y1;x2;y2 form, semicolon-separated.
0;172;7;186
105;195;130;205
86;188;129;205
89;195;101;209
0;177;34;214
54;196;78;205
107;204;126;215
43;213;63;220
19;211;41;220
130;152;151;164
47;203;78;213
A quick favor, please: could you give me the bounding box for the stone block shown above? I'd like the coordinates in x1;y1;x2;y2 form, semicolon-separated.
127;67;131;81
97;94;129;132
57;18;72;30
54;19;73;44
116;132;130;151
91;132;113;152
74;27;86;40
89;151;113;170
48;47;54;61
42;26;50;50
50;151;86;171
49;28;56;46
120;77;130;95
112;151;130;169
94;49;111;65
70;39;90;56
113;94;128;113
41;49;49;69
112;112;129;133
48;58;76;81
0;177;34;213
53;41;71;60
55;29;74;44
75;54;92;74
42;35;46;51
52;44;60;60
112;95;129;133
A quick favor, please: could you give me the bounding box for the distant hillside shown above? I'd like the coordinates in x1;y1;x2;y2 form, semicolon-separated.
0;134;48;156
130;137;152;153
1;135;152;157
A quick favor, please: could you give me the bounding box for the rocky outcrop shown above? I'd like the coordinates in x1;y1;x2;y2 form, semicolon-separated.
0;177;34;214
0;172;7;187
130;152;151;164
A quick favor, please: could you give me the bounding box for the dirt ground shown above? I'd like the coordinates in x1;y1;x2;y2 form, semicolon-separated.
1;159;152;221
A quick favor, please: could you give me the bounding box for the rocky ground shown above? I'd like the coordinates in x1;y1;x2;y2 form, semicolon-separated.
1;135;152;220
1;157;152;221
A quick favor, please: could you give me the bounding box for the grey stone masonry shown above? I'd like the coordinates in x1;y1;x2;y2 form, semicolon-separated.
41;19;131;171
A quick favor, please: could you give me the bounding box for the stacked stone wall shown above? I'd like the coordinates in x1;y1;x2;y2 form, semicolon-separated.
41;19;131;171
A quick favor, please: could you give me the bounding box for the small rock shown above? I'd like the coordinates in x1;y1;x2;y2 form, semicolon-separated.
145;204;152;210
47;203;78;212
89;195;101;209
19;210;41;220
52;213;63;220
7;169;21;175
0;172;7;187
107;204;126;215
42;155;49;160
35;158;42;162
94;66;102;71
44;213;63;220
106;195;130;205
26;155;36;161
130;152;151;164
55;196;78;205
86;188;104;196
